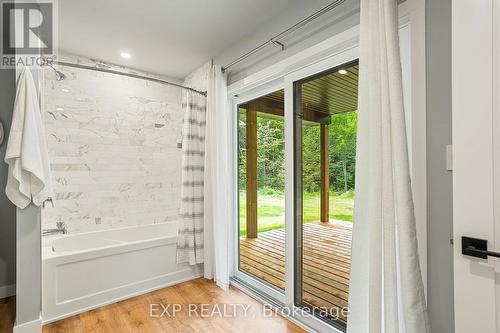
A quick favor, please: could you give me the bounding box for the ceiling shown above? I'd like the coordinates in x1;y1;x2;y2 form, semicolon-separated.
301;62;359;115
240;61;359;123
57;0;300;79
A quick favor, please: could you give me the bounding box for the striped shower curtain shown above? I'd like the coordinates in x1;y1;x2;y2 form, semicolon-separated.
176;91;207;265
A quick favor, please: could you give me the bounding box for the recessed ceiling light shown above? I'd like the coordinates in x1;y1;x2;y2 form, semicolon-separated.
56;107;64;111
120;52;131;59
338;69;348;75
61;88;70;93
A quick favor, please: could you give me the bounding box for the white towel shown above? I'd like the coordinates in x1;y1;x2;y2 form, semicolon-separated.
4;68;53;209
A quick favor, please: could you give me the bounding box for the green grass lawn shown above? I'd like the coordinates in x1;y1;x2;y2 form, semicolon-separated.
239;190;354;236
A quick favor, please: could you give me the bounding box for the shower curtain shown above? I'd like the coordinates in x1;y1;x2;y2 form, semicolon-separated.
176;91;207;265
347;0;429;332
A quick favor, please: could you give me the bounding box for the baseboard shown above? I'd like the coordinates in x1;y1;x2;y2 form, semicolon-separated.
0;284;16;299
13;315;42;333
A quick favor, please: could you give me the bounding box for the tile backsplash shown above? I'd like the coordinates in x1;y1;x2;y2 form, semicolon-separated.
41;54;184;234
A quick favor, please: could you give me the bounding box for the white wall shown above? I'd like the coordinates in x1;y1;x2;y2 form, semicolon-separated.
14;68;44;333
214;0;360;84
41;54;184;234
183;61;210;92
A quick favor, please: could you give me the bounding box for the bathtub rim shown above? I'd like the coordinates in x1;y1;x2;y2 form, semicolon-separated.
43;221;179;260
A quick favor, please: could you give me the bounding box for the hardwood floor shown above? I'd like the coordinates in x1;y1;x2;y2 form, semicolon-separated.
0;278;305;333
240;221;352;323
0;296;15;333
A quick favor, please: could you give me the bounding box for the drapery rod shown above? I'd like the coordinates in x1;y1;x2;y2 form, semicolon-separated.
50;60;207;97
221;0;346;73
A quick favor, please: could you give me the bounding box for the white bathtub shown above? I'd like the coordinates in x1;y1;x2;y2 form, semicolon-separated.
42;222;202;323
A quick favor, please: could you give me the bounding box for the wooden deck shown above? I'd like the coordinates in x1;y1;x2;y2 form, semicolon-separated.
240;221;352;323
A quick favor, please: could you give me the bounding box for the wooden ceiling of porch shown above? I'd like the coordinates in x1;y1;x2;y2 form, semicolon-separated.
239;62;358;122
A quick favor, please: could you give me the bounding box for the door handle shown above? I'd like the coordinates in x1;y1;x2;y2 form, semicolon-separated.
462;236;500;259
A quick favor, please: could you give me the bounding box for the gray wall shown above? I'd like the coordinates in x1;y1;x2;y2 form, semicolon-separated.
0;68;17;291
426;0;454;332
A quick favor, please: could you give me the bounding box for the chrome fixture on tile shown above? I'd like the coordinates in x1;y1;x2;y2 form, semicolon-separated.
46;63;67;81
40;57;67;81
42;197;54;208
52;67;67;81
43;218;67;236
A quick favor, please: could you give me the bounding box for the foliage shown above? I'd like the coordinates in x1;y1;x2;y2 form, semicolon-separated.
256;117;285;190
238;110;357;193
301;112;357;192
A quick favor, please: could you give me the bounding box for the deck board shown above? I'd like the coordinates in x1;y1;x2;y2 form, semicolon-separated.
240;221;352;324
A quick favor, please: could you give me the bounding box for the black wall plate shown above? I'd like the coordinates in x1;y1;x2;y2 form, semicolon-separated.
462;236;488;259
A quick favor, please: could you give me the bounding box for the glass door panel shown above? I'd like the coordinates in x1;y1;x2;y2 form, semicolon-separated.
237;89;286;293
293;60;359;330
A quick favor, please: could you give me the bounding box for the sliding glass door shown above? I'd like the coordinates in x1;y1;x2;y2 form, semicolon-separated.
232;56;360;331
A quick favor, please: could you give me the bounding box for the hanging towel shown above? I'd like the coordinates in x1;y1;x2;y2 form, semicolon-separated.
5;68;53;209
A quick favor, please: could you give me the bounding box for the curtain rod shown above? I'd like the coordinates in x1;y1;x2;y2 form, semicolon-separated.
221;0;346;73
47;60;207;96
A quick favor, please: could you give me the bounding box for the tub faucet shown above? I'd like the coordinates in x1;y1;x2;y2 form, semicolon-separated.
43;219;68;236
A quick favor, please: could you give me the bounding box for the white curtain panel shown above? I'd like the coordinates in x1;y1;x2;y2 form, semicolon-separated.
176;91;207;265
203;63;232;290
347;0;430;332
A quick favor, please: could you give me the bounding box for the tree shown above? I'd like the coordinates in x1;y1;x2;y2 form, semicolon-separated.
328;111;357;193
238;110;357;194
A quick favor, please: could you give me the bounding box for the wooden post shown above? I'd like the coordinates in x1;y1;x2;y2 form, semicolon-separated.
320;124;329;223
246;109;258;238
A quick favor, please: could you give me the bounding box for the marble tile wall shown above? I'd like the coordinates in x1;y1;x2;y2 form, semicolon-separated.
41;55;184;234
